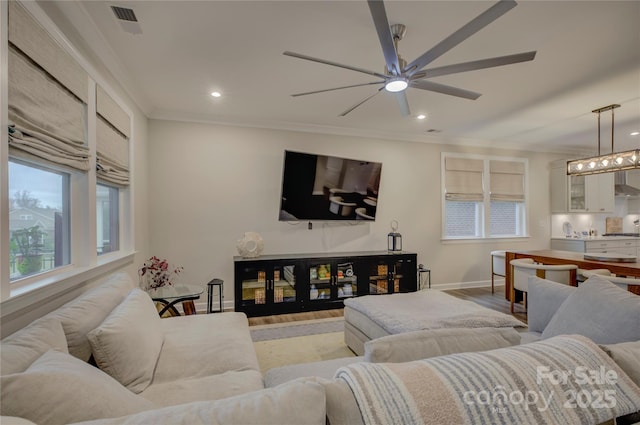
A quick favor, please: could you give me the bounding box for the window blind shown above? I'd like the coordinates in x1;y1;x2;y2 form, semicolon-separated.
96;86;130;186
490;160;525;202
444;157;484;201
7;2;89;171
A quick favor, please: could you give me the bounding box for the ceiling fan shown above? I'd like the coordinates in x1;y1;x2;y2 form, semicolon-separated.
284;0;536;117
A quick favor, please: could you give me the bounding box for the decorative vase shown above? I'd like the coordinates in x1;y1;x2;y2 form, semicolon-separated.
236;232;264;258
310;284;318;300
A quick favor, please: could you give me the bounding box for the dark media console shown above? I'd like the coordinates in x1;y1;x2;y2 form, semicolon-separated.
234;251;417;317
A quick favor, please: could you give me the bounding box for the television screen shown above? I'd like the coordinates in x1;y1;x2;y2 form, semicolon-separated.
279;150;382;221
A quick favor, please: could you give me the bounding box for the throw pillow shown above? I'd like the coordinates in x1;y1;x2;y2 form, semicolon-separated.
527;276;576;333
54;271;135;361
542;275;640;344
0;318;68;375
364;327;521;363
88;288;163;393
0;349;154;425
600;340;640;387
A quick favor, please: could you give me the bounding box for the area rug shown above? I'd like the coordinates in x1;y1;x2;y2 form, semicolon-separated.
250;318;355;372
250;317;345;342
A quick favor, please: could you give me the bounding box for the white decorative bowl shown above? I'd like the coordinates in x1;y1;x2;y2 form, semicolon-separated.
236;232;264;258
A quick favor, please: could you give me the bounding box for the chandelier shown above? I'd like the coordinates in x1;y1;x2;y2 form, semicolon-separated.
567;104;639;176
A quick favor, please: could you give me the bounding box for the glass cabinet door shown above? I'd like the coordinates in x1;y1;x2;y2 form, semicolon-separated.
569;175;586;211
390;257;415;293
307;260;357;302
365;261;393;295
236;261;300;312
272;264;298;305
308;261;333;301
335;262;357;299
363;257;415;295
237;264;268;309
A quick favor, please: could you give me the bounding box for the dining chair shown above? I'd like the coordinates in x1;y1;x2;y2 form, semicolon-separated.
490;251;506;294
580;269;640;292
509;258;578;313
577;267;611;283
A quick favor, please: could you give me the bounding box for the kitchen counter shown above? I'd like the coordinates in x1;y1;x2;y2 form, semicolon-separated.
550;237;640;256
551;236;640;241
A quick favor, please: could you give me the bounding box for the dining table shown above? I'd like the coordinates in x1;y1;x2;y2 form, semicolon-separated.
504;249;640;300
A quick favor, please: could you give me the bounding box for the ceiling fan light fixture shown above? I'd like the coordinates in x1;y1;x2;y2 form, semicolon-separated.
385;77;408;92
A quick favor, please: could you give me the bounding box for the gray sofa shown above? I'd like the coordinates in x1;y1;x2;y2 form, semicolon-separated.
1;272;639;425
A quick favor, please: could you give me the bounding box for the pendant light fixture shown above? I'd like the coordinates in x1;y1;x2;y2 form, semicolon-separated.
567;104;640;176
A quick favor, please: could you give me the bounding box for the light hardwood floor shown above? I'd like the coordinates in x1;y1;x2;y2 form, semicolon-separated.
247;286;526;326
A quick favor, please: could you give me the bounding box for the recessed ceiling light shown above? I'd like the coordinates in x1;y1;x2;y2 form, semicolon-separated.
631;131;640;136
211;91;221;98
417;114;427;120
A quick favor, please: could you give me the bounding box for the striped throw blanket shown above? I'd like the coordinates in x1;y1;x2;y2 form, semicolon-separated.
336;335;640;425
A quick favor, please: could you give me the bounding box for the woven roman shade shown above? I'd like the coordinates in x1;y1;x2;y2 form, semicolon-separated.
7;1;89;171
96;86;130;186
444;157;484;201
490;160;525;202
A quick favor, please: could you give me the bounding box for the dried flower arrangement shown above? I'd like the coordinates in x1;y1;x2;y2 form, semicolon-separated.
139;256;183;289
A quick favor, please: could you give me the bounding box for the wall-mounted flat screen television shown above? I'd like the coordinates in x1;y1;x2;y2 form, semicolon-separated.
279;150;382;221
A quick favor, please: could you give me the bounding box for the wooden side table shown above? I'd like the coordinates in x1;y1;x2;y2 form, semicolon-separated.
207;278;224;313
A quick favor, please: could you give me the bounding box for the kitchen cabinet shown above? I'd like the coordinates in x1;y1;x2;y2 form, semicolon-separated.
234;251;417;317
550;162;614;213
551;238;640;257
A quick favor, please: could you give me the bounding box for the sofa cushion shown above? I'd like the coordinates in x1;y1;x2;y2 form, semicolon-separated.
314;377;364;425
140;370;265;406
54;271;136;361
526;276;576;333
264;356;363;388
88;288;163;393
600;340;640;387
153;312;260;383
0;318;68;375
542;275;640;344
69;377;326;425
364;327;521;363
0;349;154;425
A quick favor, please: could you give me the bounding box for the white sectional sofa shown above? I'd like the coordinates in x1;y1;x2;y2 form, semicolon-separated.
1;271;639;425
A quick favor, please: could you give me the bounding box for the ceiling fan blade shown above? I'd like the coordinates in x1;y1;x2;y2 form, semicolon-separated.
291;81;384;97
395;91;410;117
367;0;401;75
339;87;385;116
410;80;481;100
404;0;517;75
422;51;537;78
283;51;387;79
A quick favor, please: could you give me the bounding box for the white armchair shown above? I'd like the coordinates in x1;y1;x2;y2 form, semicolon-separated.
510;258;578;313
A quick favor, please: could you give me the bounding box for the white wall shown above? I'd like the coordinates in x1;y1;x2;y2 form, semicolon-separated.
149;119;565;307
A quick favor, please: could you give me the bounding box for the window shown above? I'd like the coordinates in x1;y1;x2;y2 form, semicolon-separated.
8;160;70;280
2;2;133;302
442;153;527;239
97;184;119;255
